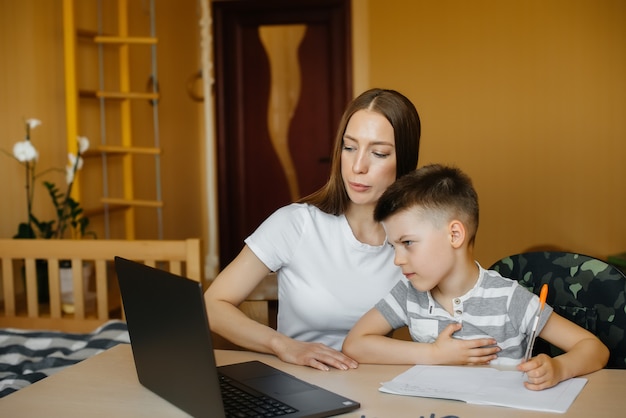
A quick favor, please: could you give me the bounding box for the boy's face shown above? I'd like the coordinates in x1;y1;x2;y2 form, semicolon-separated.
382;207;454;292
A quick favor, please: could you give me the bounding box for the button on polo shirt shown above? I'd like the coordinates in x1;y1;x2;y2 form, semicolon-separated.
453;298;463;317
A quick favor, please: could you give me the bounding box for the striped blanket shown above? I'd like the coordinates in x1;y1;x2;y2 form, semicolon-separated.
0;320;129;398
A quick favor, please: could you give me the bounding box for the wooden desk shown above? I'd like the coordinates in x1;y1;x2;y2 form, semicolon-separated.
1;344;625;417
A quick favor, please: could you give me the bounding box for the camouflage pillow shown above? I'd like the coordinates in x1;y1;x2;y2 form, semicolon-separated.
489;251;626;369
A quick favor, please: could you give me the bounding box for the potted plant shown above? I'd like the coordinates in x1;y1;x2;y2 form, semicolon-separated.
4;118;95;304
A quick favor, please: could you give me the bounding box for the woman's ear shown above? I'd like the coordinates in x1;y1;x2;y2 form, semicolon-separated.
449;220;466;249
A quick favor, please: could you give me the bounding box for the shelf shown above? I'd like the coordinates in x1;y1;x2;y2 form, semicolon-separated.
94;35;157;45
79;90;159;101
84;146;161;156
64;0;163;239
100;198;164;208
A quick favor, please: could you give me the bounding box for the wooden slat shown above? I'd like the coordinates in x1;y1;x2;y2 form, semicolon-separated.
78;90;159;100
170;261;182;276
72;257;85;320
24;259;38;318
94;35;158;44
95;260;108;320
97;91;159;100
100;198;164;208
89;145;161;155
83;204;129;218
0;240;196;262
185;240;202;282
1;258;16;316
0;239;202;332
48;259;62;319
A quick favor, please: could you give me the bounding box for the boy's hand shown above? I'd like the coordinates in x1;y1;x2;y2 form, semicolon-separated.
518;354;562;390
432;323;500;365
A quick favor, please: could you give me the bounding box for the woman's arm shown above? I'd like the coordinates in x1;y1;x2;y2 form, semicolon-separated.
518;313;609;390
204;245;275;351
204;245;357;371
343;308;499;365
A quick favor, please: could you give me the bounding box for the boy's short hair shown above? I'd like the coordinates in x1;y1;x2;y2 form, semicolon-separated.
374;164;479;245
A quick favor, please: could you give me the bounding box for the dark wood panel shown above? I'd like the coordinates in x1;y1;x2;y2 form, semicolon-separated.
213;0;352;268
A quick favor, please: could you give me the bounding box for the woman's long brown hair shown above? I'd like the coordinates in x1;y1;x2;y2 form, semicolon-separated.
299;88;421;215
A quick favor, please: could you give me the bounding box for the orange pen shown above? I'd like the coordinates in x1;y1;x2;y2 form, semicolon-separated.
523;284;548;362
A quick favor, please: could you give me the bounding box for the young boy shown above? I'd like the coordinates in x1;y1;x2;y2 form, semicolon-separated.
342;164;609;390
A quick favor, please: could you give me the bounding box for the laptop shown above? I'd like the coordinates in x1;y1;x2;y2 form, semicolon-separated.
114;256;360;418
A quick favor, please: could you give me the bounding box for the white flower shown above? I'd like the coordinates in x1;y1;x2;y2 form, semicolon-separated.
68;153;84;171
13;140;38;162
26;118;42;130
77;136;90;154
66;165;75;184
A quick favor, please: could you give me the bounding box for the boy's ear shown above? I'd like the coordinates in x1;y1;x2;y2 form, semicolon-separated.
449;220;466;249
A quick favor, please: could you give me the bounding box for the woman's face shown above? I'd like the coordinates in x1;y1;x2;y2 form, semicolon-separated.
341;109;396;208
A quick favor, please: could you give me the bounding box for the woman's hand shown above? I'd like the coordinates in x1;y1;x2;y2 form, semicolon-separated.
432;323;500;365
272;337;358;371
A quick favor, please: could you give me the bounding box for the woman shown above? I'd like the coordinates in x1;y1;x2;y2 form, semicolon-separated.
205;88;420;371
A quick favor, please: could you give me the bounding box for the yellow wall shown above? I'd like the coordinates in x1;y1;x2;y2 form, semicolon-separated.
353;0;626;266
0;0;202;244
1;1;67;239
2;0;625;271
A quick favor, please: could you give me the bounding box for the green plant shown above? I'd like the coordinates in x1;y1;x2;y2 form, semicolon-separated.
5;118;95;239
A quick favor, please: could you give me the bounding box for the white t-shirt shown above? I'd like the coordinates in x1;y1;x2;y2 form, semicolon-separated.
245;203;403;350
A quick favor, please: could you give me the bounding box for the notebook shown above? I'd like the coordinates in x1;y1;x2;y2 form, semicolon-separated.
114;256;360;418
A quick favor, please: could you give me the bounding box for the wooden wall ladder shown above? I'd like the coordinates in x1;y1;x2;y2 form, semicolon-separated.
62;0;163;240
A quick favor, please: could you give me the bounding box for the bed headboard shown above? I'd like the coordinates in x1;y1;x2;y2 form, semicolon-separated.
0;238;202;332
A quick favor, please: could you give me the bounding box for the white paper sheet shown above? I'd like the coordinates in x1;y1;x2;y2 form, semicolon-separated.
379;365;587;413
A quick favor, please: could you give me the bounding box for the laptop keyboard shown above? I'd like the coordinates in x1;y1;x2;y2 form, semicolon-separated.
219;375;299;417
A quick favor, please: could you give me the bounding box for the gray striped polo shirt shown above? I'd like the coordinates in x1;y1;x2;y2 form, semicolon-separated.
375;264;553;366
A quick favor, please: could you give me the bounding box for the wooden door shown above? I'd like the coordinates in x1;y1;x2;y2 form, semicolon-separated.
213;0;352;268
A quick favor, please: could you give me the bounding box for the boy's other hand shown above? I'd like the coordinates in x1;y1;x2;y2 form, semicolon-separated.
432;323;500;365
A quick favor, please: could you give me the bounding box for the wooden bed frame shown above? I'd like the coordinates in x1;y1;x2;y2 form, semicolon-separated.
0;238;201;333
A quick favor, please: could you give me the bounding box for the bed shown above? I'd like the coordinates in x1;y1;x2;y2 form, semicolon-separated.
0;320;129;398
